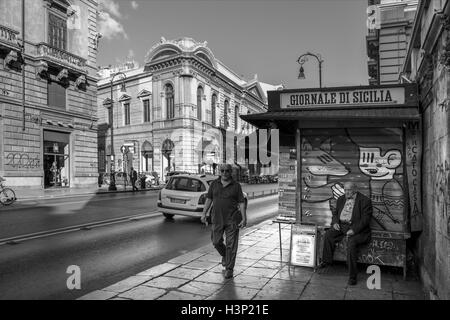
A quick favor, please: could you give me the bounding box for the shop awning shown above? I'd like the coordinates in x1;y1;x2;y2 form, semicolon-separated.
240;106;420;129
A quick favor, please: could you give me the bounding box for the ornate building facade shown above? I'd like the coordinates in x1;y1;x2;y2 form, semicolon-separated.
0;0;99;191
97;37;282;180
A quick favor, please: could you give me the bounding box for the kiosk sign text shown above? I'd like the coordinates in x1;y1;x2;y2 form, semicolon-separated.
281;87;405;108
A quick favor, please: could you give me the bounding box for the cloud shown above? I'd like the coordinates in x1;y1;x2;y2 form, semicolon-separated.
98;11;128;40
131;1;139;10
97;0;127;40
127;49;135;59
99;0;121;18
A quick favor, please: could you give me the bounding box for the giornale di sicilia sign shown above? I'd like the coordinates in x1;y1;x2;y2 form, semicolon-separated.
281;87;405;109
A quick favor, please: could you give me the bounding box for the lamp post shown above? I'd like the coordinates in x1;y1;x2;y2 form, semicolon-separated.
107;72;127;191
297;52;324;88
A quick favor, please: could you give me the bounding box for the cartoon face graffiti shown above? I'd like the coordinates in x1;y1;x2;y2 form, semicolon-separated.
359;147;401;180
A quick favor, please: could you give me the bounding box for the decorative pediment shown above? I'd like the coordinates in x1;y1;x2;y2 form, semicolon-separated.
45;0;72;13
102;98;112;107
137;89;152;98
118;94;131;102
246;82;265;101
250;87;263;100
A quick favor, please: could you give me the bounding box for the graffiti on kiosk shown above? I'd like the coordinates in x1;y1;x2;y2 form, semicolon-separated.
359;147;404;231
300;129;406;231
435;160;450;235
371;239;396;251
6;153;41;169
301;138;349;219
360;248;384;265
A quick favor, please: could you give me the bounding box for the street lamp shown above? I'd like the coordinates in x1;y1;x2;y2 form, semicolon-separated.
107;72;127;191
297;52;324;88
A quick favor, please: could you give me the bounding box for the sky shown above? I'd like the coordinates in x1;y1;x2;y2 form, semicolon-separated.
97;0;369;89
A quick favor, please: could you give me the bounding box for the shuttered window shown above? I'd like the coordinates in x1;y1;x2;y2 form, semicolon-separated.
197;86;203;121
143;99;151;122
165;84;174;119
211;94;216;126
124;103;130;125
49;13;67;50
48;80;66;109
224;100;229;128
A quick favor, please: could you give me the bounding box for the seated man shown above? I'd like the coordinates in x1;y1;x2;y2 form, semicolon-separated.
319;181;373;285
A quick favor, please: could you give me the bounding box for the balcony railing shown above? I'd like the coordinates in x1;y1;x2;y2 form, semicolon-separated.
0;24;20;50
36;43;87;72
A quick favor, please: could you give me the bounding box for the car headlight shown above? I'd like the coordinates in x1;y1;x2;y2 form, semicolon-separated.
198;193;207;205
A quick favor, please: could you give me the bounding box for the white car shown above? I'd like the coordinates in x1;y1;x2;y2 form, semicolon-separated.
157;174;247;220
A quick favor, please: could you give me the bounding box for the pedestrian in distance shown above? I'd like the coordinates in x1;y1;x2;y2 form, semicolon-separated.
130;167;138;191
201;163;247;279
318;181;373;285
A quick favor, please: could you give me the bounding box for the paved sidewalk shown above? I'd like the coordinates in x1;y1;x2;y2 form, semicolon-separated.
79;220;426;300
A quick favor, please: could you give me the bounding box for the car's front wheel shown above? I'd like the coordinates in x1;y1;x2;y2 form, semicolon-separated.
163;213;175;219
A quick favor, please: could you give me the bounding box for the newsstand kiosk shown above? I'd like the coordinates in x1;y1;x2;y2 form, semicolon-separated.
241;84;422;278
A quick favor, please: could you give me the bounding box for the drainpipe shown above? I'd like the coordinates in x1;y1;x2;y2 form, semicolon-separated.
21;0;26;131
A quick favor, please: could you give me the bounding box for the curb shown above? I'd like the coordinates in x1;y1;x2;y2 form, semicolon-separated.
15;186;164;202
15;187;278;203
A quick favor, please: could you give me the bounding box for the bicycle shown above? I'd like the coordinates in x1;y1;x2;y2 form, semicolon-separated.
0;178;16;206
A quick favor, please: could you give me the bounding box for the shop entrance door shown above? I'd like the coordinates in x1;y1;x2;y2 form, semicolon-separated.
44;131;70;188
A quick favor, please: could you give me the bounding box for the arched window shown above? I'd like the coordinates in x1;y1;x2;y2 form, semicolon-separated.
165;84;174;119
211;94;216;126
224;100;229;129
197;86;203;121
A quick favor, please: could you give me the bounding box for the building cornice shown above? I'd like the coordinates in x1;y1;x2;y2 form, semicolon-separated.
0;95;98;122
98;72;152;90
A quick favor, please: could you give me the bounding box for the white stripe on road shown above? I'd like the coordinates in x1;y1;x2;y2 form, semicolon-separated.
15;192;160;208
0;211;161;246
0;194;279;246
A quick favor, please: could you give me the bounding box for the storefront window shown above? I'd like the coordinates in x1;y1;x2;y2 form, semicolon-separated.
43;130;70;188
